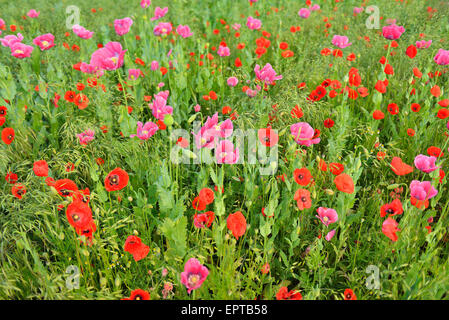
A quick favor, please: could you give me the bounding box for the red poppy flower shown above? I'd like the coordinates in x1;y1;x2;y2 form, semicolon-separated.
122;289;151;300
75;220;96;245
235;57;242;67
258;128;279;147
410;196;429;210
33;160;49;177
427;146;443;158
410;103;421;112
64;90;76;103
291;105;303;118
390;157;413;176
382;217;400;242
344;289;357;300
294;189;312;211
380;199;403;217
324;118;335;128
66;199;93;229
53;179;78;197
293;168;312;186
437;108;449;119
0;117;5;127
373;110;385;120
0;106;7;117
387;103;399;115
226;211;247;240
1;127;15;145
5;172;18;184
329;163;344;175
407;129;415;137
199;188;214;205
334;173;354;194
374;80;386;94
318;159;327;171
276;287;303;300
104;168;129;192
405;45;417;59
12;183;26;199
192;196;207;211
74;93;89;110
431;85;441;97
124;235;150;262
438;99;449;108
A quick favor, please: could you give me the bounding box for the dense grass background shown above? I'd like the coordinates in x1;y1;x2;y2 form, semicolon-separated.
1;0;449;299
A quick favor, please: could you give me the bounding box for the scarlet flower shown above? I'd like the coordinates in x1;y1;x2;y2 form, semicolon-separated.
226;211;247;240
276;287;303;300
199;188;214;205
104;168;129;192
431;85;441;97
390;157;413;176
293;168;312;186
372;110;385;120
410;103;421;112
344;289;357;300
74;93;89;109
407;128;415;137
5;172;18;184
235;57;242;67
427;146;443;158
387;103;399;115
406;45;417;59
33;160;49;177
334;173;354;194
437;108;449;119
258;128;279;147
329;163;344;175
382;217;400;242
294;189;312;210
324;118;334;128
66;199;93;229
123;289;151;300
64;90;76;103
1;127;15;145
291;105;303;118
124;235;150;262
12;183;26;199
374;80;387;94
380;199;403;217
192;196;206;211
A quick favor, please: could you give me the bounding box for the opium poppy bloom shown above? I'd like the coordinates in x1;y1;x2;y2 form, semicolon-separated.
122;289;151;300
293;168;312;186
104;168;129;192
66;199;93;229
276;287;303;300
124;235;150;262
294;189;311;210
180;258;209;294
380;199;403;217
258;128;279;147
12;183;26;199
382;217;400;242
1;127;15;145
344;289;357;300
53;179;78;197
226;211;247;240
334;173;354;194
33;160;49;177
390;157;413;176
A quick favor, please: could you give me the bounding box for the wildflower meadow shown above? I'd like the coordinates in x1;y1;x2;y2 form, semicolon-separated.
1;0;449;301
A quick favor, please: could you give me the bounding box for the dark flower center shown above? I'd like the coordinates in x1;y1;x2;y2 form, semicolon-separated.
17;189;24;195
301;196;307;202
298;174;304;179
134;295;142;300
386;208;394;214
109;174;119;185
72;214;80;222
60;189;71;196
7;134;13;140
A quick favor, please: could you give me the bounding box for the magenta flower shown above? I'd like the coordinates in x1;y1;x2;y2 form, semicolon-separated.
325;229;336;241
227;77;239;87
254;63;282;84
332;35;352;49
246;16;261;30
290;122;320;146
232;23;241;31
298;8;310;18
217;45;230;57
140;0;151;8
130;121;158;140
215;140;239;164
90;41;126;71
80;62;104;77
10;42;33;59
353;7;364;15
410;180;438;201
72;25;94;39
150;60;159;71
310;4;320;11
114;17;133;36
27;9;40;18
150;7;168;21
1;33;24;47
416;40;432;49
382;24;405;40
77;129;95;145
180;258;209;294
149;94;173;120
128;68;143;80
194;104;201;112
33;33;55;51
176;25;193;38
434;49;449;66
414;154;439;173
193;113;219;149
153;22;172;36
0;18;5;29
316;207;338;227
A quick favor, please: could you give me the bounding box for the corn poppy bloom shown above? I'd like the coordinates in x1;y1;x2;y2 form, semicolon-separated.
258;128;279;147
387;103;399;115
1;127;14;145
382;217;400;242
411;103;421;112
294;189;312;210
334;173;354;194
380;199;403;217
390;157;413;176
427;146;443;158
122;289;151;300
410;196;429;210
293;168;312;186
53;179;78;197
12;183;26;199
0;105;7;117
66;199;93;229
406;45;417;59
344;289;357;300
64;90;76;103
104;168;129;192
431;85;441;97
329;163;344;175
5;172;18;184
124;235;150;262
74;93;89;109
324;118;334;128
192;196;207;211
227;211;247;239
0;117;5;127
372;110;384;120
199;188;214;205
33;160;49;177
276;287;302;300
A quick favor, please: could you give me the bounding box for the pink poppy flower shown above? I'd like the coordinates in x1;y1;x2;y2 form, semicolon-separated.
193;113;219;149
316;207;338;226
254;63;282;84
77;129;95;145
176;25;193;38
227;77;239;87
10;42;33;59
79;62;104;77
434;49;449;66
232;23;241;31
33;33;55;51
150;7;168;21
298;8;310;18
194;104;201;112
310;4;320;11
90;41;126;71
27;9;40;18
180;258;209;294
332;35;352;49
1;33;24;47
290;122;320;146
410;180;438;201
130;121;158;140
414;154;439;173
416;40;432;49
0;18;5;29
153;22;172;36
217;45;230;57
215;140;239;164
149;94;173;120
72;25;94;39
325;229;336;241
128;68;143;80
114;17;133;36
382;24;405;40
140;0;151;8
382;217;400;242
353;7;364;15
150;60;159;70
246;16;261;30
